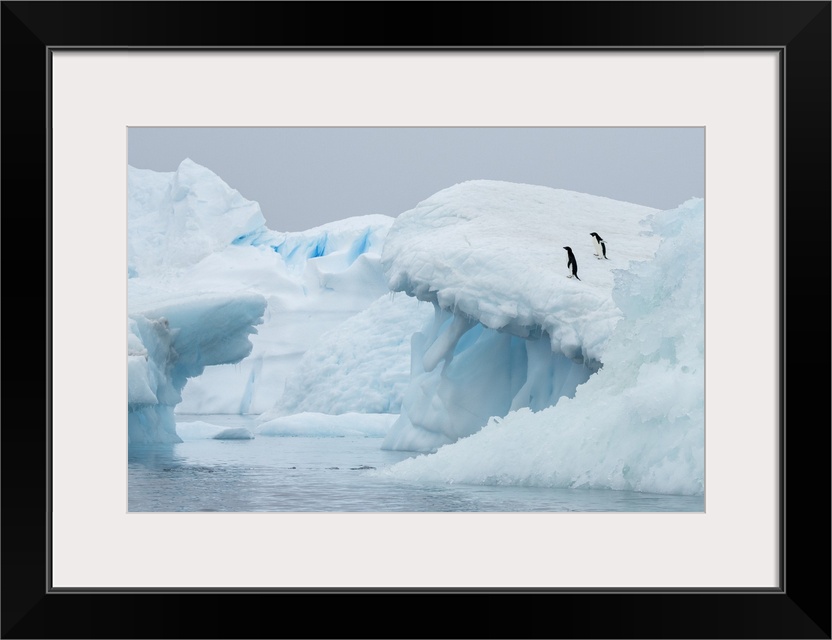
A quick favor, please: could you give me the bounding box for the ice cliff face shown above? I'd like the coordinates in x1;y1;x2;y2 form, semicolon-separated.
262;293;435;417
380;180;661;452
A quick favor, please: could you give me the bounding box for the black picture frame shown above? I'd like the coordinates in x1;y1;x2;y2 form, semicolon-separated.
2;2;829;638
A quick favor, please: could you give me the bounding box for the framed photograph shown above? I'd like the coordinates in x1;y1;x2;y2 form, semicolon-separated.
3;2;829;638
124;124;707;517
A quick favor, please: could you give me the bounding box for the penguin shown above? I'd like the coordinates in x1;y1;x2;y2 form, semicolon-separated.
590;232;608;259
563;246;580;280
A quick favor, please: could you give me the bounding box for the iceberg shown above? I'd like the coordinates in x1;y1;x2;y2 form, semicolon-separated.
128;159;413;441
379;180;664;452
380;197;705;496
130;159;403;417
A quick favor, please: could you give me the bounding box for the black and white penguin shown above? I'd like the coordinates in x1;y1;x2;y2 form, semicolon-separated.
563;246;580;280
590;232;608;259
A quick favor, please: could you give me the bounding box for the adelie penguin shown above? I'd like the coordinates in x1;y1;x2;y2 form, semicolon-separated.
563;246;580;280
590;232;608;259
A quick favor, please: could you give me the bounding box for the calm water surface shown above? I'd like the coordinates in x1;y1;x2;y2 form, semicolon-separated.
128;415;704;513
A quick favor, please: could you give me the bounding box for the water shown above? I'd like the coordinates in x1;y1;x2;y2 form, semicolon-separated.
128;415;704;513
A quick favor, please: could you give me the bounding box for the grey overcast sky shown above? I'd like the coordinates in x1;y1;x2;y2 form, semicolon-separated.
128;127;704;232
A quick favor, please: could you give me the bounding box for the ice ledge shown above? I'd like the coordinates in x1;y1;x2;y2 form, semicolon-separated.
128;292;267;445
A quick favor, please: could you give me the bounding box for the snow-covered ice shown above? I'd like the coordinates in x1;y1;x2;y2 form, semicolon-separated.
381;180;661;361
379;180;663;452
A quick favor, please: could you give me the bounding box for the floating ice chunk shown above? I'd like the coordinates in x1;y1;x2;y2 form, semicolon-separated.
256;412;398;438
176;421;255;440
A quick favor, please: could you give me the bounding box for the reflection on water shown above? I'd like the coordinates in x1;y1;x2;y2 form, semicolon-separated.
129;418;704;513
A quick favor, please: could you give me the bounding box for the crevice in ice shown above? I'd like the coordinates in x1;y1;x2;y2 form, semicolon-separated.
422;312;476;372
